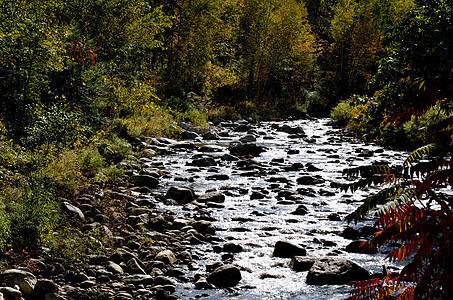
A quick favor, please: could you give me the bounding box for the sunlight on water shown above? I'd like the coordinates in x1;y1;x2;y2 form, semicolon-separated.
152;119;409;299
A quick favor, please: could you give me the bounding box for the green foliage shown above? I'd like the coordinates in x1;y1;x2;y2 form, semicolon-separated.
236;0;315;101
97;134;132;164
329;0;415;98
24;104;89;147
330;101;355;126
0;178;59;251
98;164;125;185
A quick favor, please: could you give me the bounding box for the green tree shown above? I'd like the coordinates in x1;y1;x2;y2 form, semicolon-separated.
236;0;315;101
329;0;415;98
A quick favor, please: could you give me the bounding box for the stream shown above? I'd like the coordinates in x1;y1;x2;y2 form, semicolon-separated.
148;118;408;299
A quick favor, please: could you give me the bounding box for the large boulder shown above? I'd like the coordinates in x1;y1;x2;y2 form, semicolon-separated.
165;186;197;204
207;265;242;287
306;257;370;285
0;269;37;296
273;240;307;258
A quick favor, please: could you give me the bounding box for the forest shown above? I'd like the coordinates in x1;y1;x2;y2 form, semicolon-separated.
0;0;451;299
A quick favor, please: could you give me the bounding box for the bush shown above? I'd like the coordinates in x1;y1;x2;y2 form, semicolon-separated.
44;149;84;196
97;165;125;185
98;134;132;164
330;101;355;126
0;179;59;251
24;104;89;147
403;103;451;147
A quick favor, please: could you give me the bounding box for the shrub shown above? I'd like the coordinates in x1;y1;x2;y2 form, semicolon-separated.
98;134;132;164
330;101;355;126
44;149;84;196
403;103;451;148
0;179;59;251
24;104;89;147
97;165;125;185
78;146;105;178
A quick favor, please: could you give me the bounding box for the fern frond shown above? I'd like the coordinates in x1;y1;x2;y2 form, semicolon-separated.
406;159;445;179
345;185;402;224
342;165;395;178
372;188;419;218
404;143;437;166
339;175;391;193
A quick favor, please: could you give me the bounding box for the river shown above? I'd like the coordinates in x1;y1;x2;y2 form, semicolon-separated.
149;118;408;299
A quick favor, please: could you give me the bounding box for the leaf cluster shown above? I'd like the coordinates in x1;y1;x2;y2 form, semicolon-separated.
344;141;453;299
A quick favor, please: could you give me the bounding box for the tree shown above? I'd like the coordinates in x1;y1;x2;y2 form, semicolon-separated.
236;0;315;101
329;0;415;98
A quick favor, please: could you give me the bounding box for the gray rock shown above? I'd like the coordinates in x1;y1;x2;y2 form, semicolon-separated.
154;276;176;286
191;220;216;235
0;269;37;296
62;201;85;222
33;279;59;296
207;265;242;288
291;204;309;215
206;261;223;272
123;274;154;285
197;192;225;203
189;157;217;167
273;240;307;258
165;186;197;204
126;258;147;275
290;256;318;272
340;227;361;240
345;240;376;254
278;124;305;135
223;242;243;253
181;130;200;140
44;293;67;300
169;141;197;150
155;250;178;265
306;257;370;285
239;134;256;143
194;277;212;289
297;175;325;185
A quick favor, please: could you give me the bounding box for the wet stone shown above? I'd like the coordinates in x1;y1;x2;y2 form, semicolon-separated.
273;240;307;258
207;265;242;288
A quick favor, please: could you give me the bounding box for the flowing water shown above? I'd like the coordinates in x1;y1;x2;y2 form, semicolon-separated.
150;118;408;299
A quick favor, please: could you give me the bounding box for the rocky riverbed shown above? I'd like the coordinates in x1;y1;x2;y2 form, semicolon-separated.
0;118;409;300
